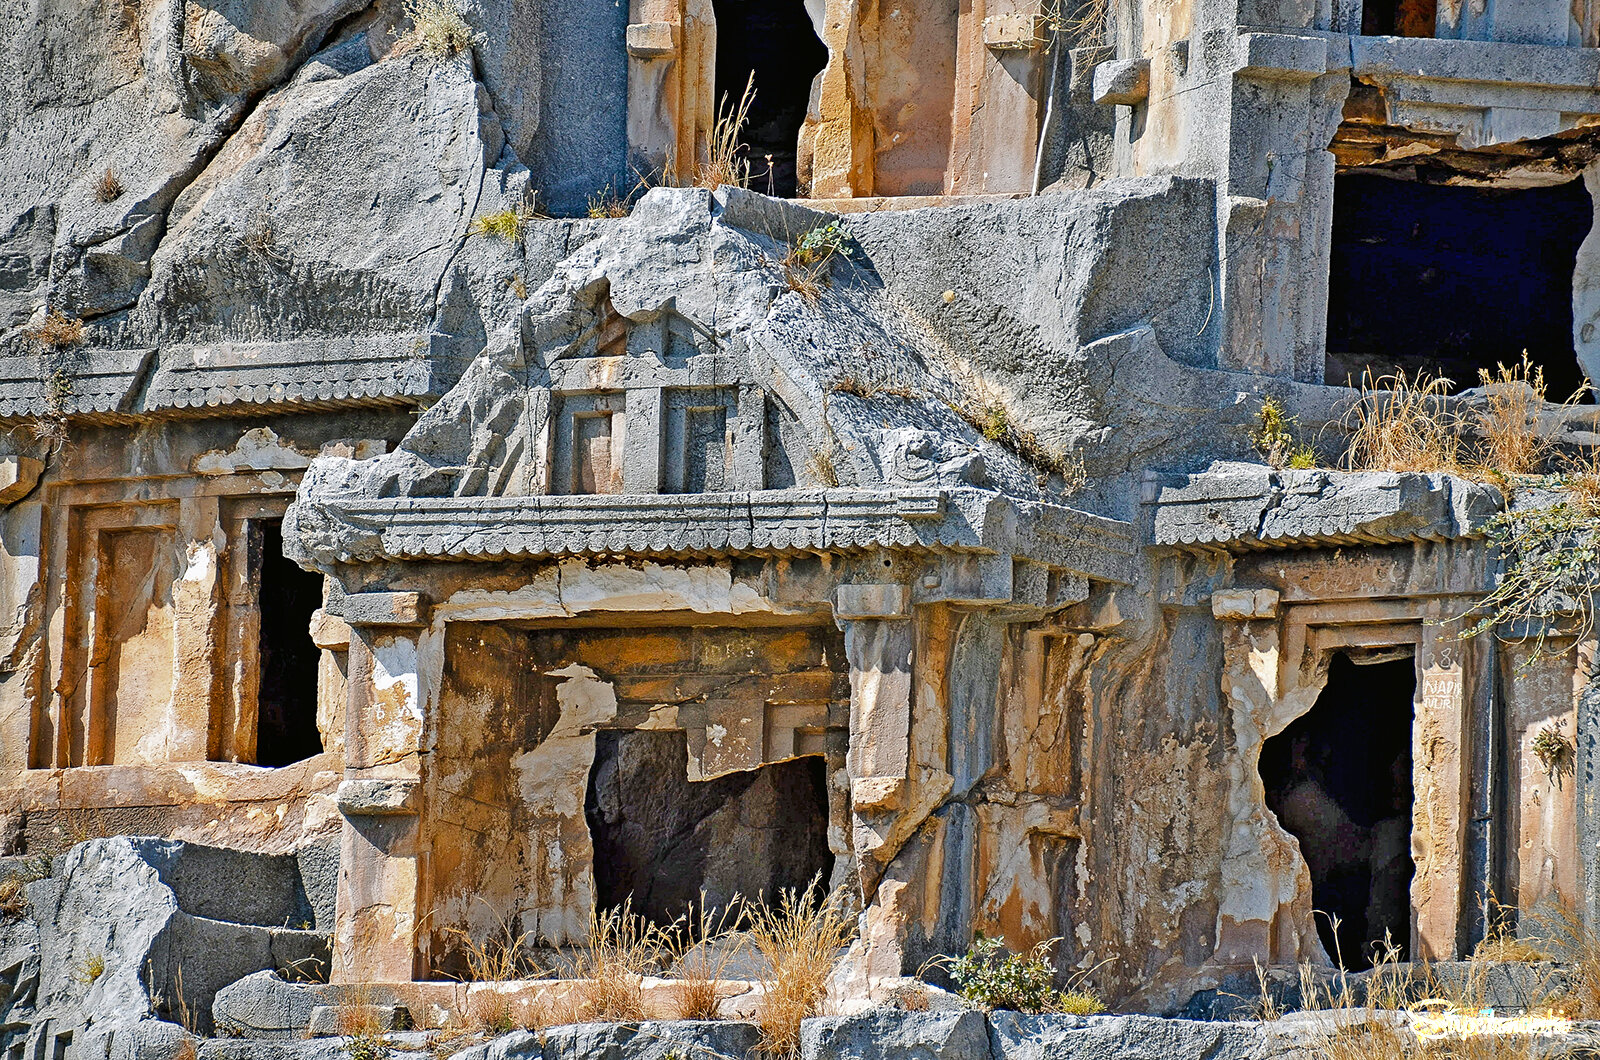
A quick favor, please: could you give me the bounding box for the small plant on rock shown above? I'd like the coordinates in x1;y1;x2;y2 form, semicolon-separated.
946;935;1105;1015
399;0;483;60
1251;396;1316;469
781;222;853;303
72;953;106;985
93;168;125;203
468;208;530;243
25;310;84;350
1533;720;1576;785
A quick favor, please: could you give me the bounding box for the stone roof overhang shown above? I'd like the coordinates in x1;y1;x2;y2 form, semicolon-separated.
288;487;1138;585
1144;464;1503;552
0;334;459;420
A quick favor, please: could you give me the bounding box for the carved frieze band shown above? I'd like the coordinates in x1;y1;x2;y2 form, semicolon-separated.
291;488;1136;582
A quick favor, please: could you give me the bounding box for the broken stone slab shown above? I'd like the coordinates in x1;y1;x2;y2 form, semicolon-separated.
1146;462;1502;549
335;777;422;817
212;970;334;1040
444;1030;542;1060
538;1019;763;1060
801;1008;992;1060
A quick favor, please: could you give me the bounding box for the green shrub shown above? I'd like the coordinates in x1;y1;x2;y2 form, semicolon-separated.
949;935;1101;1014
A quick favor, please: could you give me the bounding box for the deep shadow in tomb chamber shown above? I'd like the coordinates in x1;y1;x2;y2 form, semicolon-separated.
1326;173;1592;400
255;519;324;766
1261;652;1416;969
586;728;833;927
712;0;828;198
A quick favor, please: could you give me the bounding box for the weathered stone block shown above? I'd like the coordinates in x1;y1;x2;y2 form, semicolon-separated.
1092;59;1151;106
625;22;678;58
539;1020;762;1060
801;1009;992;1060
336;778;421;817
212;970;331;1041
341;592;430;628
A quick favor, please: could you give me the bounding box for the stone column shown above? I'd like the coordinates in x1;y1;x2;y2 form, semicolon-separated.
799;0;876;198
1414;618;1475;960
949;0;1049;194
331;592;430;984
1210;589;1324;966
626;0;715;183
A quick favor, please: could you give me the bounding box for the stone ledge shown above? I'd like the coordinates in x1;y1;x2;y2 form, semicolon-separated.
1144;463;1501;550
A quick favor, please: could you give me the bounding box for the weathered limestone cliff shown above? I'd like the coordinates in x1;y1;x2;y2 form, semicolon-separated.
7;0;1600;1055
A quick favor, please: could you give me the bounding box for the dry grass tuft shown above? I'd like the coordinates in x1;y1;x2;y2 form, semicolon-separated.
948;386;1083;487
745;880;854;1059
0;875;26;919
694;72;755;191
1473;353;1586;476
563;900;672;1022
1341;368;1463;474
829;375;917;401
468;209;526;242
667;899;744;1021
94;168;124;204
25;310;84;350
587;185;635;219
399;0;483;60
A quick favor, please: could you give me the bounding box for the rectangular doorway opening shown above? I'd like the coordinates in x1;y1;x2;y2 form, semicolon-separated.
712;0;828;197
585;727;834;930
1325;173;1593;400
1261;651;1416;969
254;519;324;766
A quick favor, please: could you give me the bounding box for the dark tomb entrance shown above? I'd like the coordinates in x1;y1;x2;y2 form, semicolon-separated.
255;519;325;766
585;728;833;927
712;0;829;197
1261;651;1416;968
1326;173;1593;400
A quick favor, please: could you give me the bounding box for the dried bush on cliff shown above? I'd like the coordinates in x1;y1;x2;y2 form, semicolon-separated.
399;0;482;59
746;881;854;1059
25;310;84;350
1342;368;1462;474
693;72;755;191
667;899;745;1020
1472;353;1580;476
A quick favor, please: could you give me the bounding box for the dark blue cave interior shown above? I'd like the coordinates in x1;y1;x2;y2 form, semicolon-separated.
712;0;829;198
1326;173;1594;399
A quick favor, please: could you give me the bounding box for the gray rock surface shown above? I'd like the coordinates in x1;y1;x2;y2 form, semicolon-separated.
801;1009;993;1060
1;838;335;1056
212;970;333;1041
1148;462;1503;549
539;1020;763;1060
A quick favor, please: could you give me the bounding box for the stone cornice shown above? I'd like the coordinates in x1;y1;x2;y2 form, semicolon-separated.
288;487;1136;584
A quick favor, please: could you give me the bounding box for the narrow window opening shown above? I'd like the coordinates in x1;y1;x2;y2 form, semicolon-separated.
1326;172;1593;400
1261;652;1416;969
712;0;829;198
255;519;324;767
1360;0;1437;36
585;728;834;929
